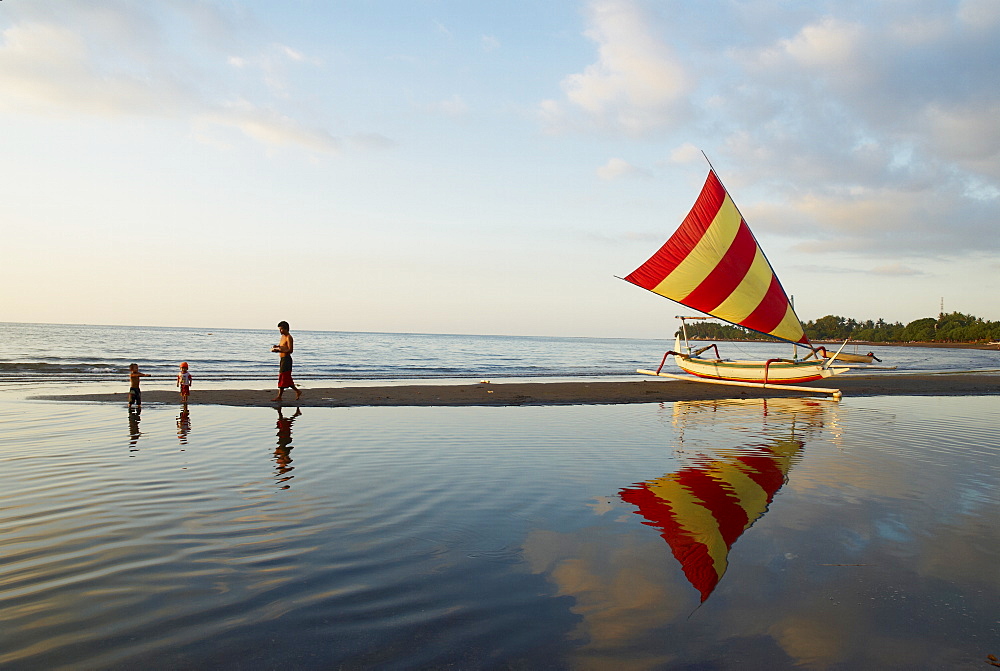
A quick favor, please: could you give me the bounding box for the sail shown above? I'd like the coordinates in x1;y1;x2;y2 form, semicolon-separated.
624;170;809;345
619;438;800;601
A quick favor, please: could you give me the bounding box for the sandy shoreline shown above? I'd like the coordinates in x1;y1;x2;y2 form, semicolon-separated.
32;373;1000;407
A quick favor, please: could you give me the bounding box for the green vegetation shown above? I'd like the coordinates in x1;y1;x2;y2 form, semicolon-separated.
682;312;1000;343
680;322;776;342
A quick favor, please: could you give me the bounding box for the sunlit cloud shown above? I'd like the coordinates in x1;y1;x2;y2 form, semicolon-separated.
870;263;925;276
204;103;342;153
0;22;189;117
350;133;397;150
0;13;344;155
669;143;703;165
430;94;469;117
922;102;1000;165
597;157;648;180
545;0;690;135
692;4;1000;257
433;19;453;39
231;42;324;98
958;0;1000;29
774;16;865;71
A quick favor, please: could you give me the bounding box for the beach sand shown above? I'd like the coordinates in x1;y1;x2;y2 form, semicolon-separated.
34;373;1000;407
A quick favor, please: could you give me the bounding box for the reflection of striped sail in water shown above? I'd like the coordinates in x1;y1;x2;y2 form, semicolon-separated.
620;436;801;602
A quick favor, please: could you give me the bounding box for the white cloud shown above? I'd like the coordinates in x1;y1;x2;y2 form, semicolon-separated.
889;15;951;46
596;157;646;180
958;0;1000;30
707;3;1000;258
871;264;925;277
482;35;500;52
778;16;863;70
537;98;567;132
670;143;702;165
431;94;469;117
0;22;185;117
776;184;998;256
922;102;1000;163
205;103;342;153
0;13;345;155
279;44;306;62
433;19;453;39
548;0;690;134
350;133;397;150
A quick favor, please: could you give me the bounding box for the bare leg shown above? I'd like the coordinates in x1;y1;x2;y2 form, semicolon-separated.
272;388;284;403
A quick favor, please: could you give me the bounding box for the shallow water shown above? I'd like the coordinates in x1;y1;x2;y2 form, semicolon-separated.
1;396;998;669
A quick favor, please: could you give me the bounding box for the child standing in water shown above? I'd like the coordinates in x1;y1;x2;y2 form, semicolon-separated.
127;363;149;410
177;362;193;404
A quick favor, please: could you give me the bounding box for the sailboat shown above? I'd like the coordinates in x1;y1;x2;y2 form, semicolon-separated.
623;165;849;386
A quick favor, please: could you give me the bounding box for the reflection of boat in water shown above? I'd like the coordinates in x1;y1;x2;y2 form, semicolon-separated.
620;398;826;602
670;396;832;435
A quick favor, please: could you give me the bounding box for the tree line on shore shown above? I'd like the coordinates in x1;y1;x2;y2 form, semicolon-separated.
682;312;1000;343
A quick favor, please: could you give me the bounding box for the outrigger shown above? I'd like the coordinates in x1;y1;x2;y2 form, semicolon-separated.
636;316;849;399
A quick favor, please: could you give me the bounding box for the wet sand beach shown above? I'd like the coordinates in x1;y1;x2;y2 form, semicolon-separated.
35;372;1000;407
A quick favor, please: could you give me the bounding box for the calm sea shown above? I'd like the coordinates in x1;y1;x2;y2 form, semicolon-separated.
1;395;997;669
2;322;998;389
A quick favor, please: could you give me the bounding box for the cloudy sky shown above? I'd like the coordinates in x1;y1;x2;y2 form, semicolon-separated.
2;0;997;338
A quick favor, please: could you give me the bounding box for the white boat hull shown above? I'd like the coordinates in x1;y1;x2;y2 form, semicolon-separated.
674;353;845;384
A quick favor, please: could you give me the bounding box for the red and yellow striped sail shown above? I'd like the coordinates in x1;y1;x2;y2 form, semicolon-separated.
619;439;800;602
625;170;809;345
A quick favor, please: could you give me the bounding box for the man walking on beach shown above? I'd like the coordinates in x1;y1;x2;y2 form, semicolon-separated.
272;321;301;403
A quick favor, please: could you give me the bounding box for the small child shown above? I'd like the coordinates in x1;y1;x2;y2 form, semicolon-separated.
127;363;150;410
177;362;193;403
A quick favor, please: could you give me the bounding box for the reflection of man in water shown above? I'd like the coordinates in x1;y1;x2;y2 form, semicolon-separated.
273;407;301;487
128;408;142;452
177;407;191;445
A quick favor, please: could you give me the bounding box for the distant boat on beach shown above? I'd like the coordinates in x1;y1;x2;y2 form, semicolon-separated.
815;346;880;364
622;161;849;387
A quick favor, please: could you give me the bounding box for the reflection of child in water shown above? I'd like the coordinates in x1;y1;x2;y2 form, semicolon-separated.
127;363;150;409
176;362;193;403
128;408;142;451
177;407;191;445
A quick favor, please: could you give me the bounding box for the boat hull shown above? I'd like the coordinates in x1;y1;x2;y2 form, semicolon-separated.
674;354;842;384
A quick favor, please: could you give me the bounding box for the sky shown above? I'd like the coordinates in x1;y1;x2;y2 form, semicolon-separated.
1;0;998;339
